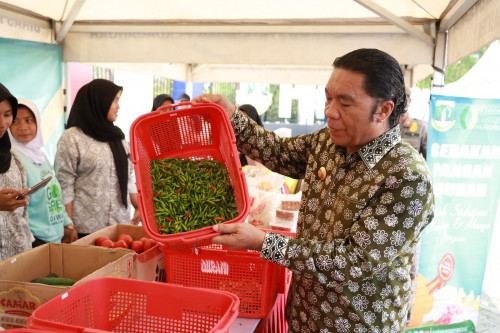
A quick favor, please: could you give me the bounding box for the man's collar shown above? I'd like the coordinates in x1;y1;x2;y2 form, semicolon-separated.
358;126;401;169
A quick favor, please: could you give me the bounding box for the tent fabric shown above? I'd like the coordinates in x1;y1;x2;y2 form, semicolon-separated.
0;0;498;85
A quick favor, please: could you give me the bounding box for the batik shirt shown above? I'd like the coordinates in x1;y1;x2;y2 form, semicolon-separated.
54;127;137;234
0;152;33;260
231;111;435;333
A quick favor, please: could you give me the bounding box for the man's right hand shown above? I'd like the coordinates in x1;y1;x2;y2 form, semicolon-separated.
191;94;236;118
0;188;30;211
211;223;266;251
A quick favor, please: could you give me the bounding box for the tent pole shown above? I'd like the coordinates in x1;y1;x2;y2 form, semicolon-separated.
56;0;86;43
431;31;448;95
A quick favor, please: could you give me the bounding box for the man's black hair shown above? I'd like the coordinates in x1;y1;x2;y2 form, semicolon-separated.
333;48;407;128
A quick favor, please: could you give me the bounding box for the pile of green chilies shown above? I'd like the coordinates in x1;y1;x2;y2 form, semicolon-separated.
150;157;239;235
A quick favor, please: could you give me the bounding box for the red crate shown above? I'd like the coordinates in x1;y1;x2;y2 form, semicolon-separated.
27;277;239;333
255;293;289;333
1;328;57;333
0;328;57;333
129;102;250;250
163;244;280;318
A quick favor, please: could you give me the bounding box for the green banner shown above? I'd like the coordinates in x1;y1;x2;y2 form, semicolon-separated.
407;95;500;330
0;37;63;160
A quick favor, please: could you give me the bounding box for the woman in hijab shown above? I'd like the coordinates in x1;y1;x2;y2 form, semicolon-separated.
9;99;77;246
238;104;263;167
54;79;140;238
0;83;33;260
151;94;174;111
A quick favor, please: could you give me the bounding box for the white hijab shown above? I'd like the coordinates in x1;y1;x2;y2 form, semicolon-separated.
8;99;46;165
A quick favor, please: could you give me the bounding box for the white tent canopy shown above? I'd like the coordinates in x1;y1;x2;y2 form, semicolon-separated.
0;0;499;85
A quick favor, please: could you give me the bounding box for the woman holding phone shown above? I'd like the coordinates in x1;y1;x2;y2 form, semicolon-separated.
9;99;77;246
0;83;33;260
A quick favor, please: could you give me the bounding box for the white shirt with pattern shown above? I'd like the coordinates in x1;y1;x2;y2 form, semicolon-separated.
0;152;33;260
54;127;137;234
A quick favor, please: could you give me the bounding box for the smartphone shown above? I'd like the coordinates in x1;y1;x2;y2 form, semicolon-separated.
16;176;52;200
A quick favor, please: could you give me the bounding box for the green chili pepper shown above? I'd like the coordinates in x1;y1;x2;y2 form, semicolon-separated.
150;158;239;235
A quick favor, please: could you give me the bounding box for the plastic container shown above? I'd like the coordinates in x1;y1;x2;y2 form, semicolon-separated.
129;102;250;250
0;328;57;333
27;277;239;333
254;293;288;333
163;244;280;318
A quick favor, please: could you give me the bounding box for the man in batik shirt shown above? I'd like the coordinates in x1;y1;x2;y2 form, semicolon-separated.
193;48;434;333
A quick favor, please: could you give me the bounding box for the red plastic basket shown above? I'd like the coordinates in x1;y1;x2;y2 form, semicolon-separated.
162;244;280;319
255;293;288;333
1;328;57;333
129;102;250;250
26;277;239;333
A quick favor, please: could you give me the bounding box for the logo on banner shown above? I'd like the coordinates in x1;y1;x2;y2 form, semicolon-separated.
426;253;455;294
432;101;456;132
459;105;479;130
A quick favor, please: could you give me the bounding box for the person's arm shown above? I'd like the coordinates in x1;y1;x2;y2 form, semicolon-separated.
130;193;141;225
54;131;78;213
192;94;312;179
61;222;78;243
0;188;30;211
64;202;73;220
213;167;434;287
125;140;141;225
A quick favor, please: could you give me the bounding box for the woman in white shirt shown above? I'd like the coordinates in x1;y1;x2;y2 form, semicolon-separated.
55;79;140;238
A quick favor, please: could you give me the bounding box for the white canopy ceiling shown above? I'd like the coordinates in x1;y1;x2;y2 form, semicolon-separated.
0;0;499;85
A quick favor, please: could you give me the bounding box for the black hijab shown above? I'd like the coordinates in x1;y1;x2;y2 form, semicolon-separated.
0;83;18;174
239;104;263;126
151;94;174;111
66;79;128;207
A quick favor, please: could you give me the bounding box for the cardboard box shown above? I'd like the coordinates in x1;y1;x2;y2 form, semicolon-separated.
73;224;165;283
0;243;134;329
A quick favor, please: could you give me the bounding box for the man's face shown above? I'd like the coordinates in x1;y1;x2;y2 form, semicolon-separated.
324;68;389;154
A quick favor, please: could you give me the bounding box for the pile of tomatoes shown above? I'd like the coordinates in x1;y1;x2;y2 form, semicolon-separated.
95;233;157;254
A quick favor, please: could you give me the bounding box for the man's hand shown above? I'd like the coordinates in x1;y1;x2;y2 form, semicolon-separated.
0;188;29;211
191;94;236;118
211;223;266;251
61;225;78;243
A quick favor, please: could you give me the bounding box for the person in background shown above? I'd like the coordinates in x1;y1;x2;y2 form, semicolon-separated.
193;48;434;332
9;99;77;246
151;94;174;112
0;83;33;260
238;104;263;167
399;86;428;159
54;79;140;239
177;93;190;103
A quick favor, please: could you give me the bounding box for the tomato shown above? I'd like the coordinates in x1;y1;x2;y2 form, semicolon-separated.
95;236;110;246
139;237;149;244
114;240;129;249
117;233;133;248
100;239;114;248
143;238;157;252
131;240;144;254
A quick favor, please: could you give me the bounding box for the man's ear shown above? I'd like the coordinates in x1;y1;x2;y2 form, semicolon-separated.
374;100;394;123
